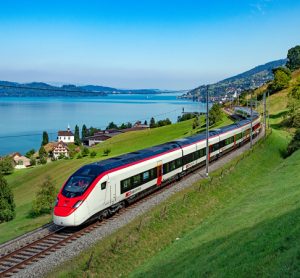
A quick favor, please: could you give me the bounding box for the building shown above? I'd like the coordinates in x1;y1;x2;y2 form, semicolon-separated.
57;125;74;143
84;134;111;147
53;141;69;159
10;152;31;169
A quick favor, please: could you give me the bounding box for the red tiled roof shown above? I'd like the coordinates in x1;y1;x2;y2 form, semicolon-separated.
58;130;74;136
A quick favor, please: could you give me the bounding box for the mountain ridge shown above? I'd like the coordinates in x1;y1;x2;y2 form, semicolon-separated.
181;58;287;101
0;81;167;97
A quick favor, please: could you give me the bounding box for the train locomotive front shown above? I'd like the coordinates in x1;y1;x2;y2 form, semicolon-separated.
53;165;106;226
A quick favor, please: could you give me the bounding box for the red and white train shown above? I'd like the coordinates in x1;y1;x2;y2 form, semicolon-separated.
53;111;261;226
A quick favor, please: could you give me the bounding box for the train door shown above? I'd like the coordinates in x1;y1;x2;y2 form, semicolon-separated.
157;161;163;186
104;176;116;205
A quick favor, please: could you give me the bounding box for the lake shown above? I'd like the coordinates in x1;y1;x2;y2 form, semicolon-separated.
0;93;207;156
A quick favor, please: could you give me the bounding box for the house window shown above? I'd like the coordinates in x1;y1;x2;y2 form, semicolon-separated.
64;137;66;140
68;137;70;140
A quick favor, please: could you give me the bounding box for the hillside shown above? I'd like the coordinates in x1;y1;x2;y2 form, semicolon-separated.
181;59;287;101
0;114;232;243
0;81;166;97
52;70;300;277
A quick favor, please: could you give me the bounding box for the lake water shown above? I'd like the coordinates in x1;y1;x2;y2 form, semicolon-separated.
0;94;207;156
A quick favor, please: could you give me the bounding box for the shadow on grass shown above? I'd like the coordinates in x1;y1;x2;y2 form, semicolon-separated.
134;207;300;278
269;110;288;119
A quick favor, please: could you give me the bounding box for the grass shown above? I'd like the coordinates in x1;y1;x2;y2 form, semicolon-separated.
52;124;298;278
0;114;232;243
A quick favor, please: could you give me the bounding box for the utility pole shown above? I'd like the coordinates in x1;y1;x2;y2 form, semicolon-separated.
206;85;209;177
267;91;270;129
263;92;267;138
250;91;253;149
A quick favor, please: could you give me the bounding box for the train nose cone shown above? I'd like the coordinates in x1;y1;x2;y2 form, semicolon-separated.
54;206;75;217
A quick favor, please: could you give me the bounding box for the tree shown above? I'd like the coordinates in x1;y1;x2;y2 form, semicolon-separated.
25;149;35;158
106;122;118;130
287;45;300;71
103;148;111;156
31;176;56;216
177;113;196;122
286;85;300;128
74;125;81;146
30;157;36;166
0;157;14;175
144;120;148;125
41;131;49;146
209;103;222;126
82;124;88;139
90;150;97;158
192;117;199;129
150;117;156;128
0;173;15;222
269;67;291;93
81;147;90;157
39;146;47;158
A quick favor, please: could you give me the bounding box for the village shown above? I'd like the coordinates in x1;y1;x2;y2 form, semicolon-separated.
0;120;150;171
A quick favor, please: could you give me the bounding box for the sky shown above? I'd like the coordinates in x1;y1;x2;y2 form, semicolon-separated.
0;0;300;90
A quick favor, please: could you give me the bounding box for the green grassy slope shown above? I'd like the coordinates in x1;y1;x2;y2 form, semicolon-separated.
132;129;300;277
0;115;232;243
53;72;300;277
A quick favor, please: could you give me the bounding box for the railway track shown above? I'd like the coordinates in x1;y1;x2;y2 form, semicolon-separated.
0;178;178;277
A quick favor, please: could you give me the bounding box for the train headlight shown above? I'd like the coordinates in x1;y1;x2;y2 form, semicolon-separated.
55;197;59;207
73;200;83;209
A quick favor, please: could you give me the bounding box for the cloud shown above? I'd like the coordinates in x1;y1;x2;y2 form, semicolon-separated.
250;0;272;15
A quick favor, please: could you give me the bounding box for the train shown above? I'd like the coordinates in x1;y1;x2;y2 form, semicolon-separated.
53;110;261;226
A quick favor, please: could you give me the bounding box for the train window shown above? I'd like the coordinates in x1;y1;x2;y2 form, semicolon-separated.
175;158;182;168
133;174;141;186
219;140;226;148
212;143;219;152
170;161;176;171
163;163;169;174
143;171;150;181
101;182;107;190
121;178;131;194
62;175;94;198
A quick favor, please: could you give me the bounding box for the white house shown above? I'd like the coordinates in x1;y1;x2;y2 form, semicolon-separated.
57;125;74;143
53;141;69;159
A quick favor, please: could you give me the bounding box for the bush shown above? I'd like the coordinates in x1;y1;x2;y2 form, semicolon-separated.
0;156;14;175
58;153;65;160
286;129;300;157
39;157;47;165
268;67;291;93
38;146;47;159
103;148;111;156
25;149;35;158
209;103;222;125
90;151;97;158
0;173;15;222
30;157;36;166
31;176;56;216
82;147;90;157
77;154;83;159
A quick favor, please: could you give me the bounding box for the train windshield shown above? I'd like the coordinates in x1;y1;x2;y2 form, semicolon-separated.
62;165;102;198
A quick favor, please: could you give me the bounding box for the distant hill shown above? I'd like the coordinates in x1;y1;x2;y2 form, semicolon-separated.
181;58;287;101
0;81;165;97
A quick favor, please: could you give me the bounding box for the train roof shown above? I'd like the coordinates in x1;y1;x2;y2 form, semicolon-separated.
90;142;180;173
78;112;260;175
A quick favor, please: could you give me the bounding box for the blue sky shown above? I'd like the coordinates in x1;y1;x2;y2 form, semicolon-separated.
0;0;300;90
